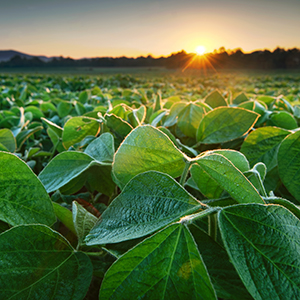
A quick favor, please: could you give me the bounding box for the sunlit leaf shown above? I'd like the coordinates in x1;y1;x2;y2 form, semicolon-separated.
85;171;203;245
99;223;217;300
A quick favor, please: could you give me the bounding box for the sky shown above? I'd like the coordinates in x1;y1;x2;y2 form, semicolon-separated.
0;0;299;59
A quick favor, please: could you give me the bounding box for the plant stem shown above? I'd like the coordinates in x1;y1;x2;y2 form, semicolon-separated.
256;173;268;198
179;160;191;186
208;213;218;241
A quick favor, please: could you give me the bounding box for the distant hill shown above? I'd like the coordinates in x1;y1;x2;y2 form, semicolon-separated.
0;50;50;62
1;47;300;70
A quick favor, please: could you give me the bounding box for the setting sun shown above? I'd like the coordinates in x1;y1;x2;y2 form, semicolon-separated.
195;45;206;55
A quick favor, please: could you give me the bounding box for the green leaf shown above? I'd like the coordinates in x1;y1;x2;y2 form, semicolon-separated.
177;102;206;138
24;105;44;119
190;164;223;199
112;125;186;189
79;90;89;103
232;92;249;105
52;202;76;235
189;223;252;300
85;165;115;196
0;224;93;300
42;117;63;137
0;152;56;226
57;100;73;118
99;223;217;300
269;111;298;130
85;171;203;245
72;201;98;245
38;151;97;193
219;204;300;300
163;102;186;127
278;130;300;201
16;126;43;149
204;90;227;108
105;113;133;143
0;128;16;152
241;126;290;170
196;107;259;144
85;132;115;163
62;116;100;149
196;153;264;204
191;148;250;199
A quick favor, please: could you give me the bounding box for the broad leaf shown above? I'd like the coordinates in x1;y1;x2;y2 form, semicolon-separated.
85;132;115;163
105;113;133;141
278;130;300;201
99;223;217;300
62;116;100;149
38;151;98;193
219;204;300;300
16;126;43;149
177;102;206;138
85;171;203;245
196;154;264;204
196;107;259;144
191;150;250;199
0;225;93;300
52;202;76;235
0;152;56;226
190;164;223;199
241;126;290;170
72;201;98;245
269;111;298;130
189;223;252;300
0;128;16;152
232;92;248;105
112;125;186;189
42;117;63;137
204;90;227;108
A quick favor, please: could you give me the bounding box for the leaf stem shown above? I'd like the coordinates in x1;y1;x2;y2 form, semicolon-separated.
179;207;221;225
256;173;268;198
83;251;104;256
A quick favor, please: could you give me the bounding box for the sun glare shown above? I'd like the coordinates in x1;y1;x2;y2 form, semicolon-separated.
195;45;206;55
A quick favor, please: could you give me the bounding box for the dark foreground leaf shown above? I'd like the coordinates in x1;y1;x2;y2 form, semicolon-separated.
0;225;93;300
219;204;300;300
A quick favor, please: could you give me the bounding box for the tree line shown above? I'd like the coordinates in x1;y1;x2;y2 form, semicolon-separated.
1;47;300;70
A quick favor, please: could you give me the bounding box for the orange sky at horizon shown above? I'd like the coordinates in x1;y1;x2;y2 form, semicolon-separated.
1;0;299;59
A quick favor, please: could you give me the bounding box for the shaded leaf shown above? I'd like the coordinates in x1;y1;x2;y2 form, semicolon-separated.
38;151;97;193
278;130;300;201
0;225;92;300
219;204;300;300
72;201;98;245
